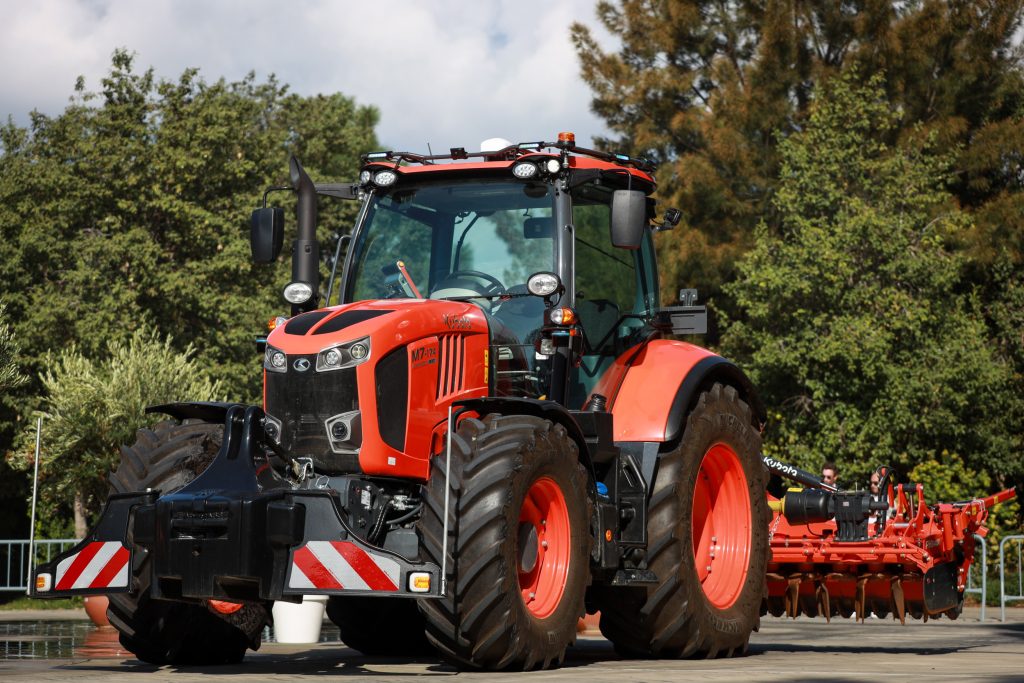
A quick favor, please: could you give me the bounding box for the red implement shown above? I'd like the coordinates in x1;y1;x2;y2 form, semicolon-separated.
766;486;1016;622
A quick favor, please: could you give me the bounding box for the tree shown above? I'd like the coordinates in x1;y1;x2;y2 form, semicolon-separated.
7;330;222;538
0;302;24;392
0;301;29;540
0;50;380;534
720;74;1022;498
0;50;379;407
572;1;1024;323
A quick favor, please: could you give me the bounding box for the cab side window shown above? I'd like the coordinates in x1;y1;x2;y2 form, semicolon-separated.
572;184;648;355
570;182;658;407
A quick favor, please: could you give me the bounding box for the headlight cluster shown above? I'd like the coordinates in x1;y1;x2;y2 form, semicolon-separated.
359;168;398;188
512;157;563;179
316;337;371;372
264;337;371;374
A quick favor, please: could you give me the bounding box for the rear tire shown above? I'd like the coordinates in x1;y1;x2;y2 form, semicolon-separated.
106;420;269;665
417;414;591;670
597;383;768;658
326;596;433;656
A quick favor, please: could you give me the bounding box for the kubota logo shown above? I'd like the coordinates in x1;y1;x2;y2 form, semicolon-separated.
293;358;311;372
443;314;471;330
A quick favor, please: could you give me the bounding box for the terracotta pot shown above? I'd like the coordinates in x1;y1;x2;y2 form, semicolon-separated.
83;595;111;628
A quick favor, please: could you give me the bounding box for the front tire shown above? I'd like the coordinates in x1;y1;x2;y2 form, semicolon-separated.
106;420;269;665
417;414;591;670
597;383;768;658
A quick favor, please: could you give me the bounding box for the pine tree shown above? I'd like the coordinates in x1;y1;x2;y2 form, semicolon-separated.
572;1;1024;322
720;74;1022;496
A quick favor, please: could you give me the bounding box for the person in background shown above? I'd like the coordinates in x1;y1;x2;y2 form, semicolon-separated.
869;471;881;499
821;462;838;488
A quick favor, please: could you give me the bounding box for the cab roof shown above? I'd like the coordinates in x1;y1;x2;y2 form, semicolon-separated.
360;136;656;188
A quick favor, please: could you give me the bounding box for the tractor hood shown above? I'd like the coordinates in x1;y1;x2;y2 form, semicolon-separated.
263;298;492;479
265;298;488;356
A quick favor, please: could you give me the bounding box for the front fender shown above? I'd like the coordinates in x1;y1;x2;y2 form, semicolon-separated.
591;340;764;443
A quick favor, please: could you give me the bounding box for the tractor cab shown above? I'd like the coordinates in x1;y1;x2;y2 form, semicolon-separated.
255;134;682;412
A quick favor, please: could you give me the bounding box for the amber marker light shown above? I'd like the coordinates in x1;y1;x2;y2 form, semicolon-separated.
548;307;577;326
409;572;432;593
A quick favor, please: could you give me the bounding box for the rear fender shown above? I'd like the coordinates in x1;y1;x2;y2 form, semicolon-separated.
593;339;764;443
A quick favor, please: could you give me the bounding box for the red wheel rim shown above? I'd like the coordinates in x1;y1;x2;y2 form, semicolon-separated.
517;476;571;618
692;443;751;609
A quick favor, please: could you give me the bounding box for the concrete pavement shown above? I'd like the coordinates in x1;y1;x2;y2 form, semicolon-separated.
1;607;1022;682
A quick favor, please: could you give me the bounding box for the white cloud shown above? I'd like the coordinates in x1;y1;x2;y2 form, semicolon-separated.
0;0;615;153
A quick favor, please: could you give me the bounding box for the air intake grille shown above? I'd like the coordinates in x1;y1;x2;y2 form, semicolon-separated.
436;334;465;400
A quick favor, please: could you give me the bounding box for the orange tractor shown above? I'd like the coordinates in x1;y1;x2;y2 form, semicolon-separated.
32;134;1013;669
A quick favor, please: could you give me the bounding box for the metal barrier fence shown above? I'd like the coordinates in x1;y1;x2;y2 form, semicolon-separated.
965;533;987;622
1001;534;1024;622
0;539;79;592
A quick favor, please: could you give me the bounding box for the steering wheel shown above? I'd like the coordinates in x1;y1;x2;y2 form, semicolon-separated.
437;270;506;297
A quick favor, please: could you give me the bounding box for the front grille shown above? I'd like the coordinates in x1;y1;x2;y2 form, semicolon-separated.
436;334;465;400
265;357;359;471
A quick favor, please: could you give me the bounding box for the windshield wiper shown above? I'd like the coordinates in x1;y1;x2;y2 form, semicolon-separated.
438;292;533;302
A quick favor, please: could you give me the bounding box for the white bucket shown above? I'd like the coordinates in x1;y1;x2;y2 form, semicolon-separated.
272;594;329;644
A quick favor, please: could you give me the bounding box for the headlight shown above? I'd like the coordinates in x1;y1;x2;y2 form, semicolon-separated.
316;337;372;372
527;271;562;297
512;162;538;179
283;281;314;304
373;170;397;187
545;158;561;174
359;169;372;185
264;346;287;373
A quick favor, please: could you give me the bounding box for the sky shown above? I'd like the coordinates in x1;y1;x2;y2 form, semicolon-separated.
0;0;615;153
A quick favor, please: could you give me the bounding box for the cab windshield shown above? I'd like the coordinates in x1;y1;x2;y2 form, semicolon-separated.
345;179;556;397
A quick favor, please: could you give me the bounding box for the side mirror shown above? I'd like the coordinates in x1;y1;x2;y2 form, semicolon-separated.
250;207;284;263
610;189;646;250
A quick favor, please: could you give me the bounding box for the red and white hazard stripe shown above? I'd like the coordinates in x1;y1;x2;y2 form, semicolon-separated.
289;541;400;592
54;541;130;591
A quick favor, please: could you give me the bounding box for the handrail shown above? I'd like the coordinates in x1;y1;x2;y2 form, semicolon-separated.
965;533;987;622
999;534;1024;622
0;539;79;592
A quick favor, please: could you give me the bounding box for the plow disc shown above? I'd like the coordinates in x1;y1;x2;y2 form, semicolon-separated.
763;464;1015;623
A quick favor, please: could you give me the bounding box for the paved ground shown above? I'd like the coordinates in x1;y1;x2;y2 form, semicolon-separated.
1;607;1022;682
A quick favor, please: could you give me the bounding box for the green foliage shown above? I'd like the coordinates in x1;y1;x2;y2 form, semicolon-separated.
572;1;1024;325
0;50;379;411
0;301;25;392
720;74;1023;498
6;330;222;533
0;51;380;532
